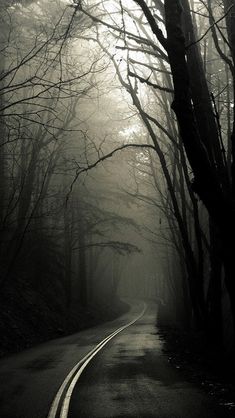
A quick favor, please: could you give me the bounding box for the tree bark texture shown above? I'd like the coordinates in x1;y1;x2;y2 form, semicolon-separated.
164;0;235;339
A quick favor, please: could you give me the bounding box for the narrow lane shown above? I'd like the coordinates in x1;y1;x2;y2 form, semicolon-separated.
68;304;233;418
0;301;233;418
0;300;142;418
49;303;146;418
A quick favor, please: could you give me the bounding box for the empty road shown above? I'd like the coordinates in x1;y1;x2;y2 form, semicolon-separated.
0;301;232;418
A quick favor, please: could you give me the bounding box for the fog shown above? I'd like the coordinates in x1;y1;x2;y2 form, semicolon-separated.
0;0;234;358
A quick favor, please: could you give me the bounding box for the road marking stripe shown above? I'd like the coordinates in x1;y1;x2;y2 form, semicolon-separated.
47;302;146;418
60;303;146;418
47;330;123;418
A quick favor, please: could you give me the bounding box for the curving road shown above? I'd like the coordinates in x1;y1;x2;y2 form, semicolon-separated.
0;301;232;418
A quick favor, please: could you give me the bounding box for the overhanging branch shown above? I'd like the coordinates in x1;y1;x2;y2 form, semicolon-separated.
66;143;156;201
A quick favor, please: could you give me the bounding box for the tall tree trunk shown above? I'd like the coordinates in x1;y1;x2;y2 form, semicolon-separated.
182;0;228;187
0;8;7;241
207;220;223;346
64;204;72;309
222;0;235;194
77;214;87;308
164;0;235;341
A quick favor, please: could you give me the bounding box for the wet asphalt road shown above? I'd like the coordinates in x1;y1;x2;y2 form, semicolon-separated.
68;304;233;418
0;301;233;418
0;301;142;418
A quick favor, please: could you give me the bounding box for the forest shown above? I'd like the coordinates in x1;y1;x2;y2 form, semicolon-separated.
0;0;235;383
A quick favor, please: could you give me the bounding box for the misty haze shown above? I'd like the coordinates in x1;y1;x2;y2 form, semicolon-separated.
0;1;235;417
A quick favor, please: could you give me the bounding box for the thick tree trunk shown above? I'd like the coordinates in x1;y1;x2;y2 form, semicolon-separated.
182;0;227;185
223;254;235;345
207;220;223;346
223;0;235;193
164;1;224;219
164;0;235;343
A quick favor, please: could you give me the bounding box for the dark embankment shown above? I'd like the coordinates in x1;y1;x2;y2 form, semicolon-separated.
0;278;129;358
157;305;235;414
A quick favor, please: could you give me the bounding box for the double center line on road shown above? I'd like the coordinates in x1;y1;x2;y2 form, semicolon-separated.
47;302;147;418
